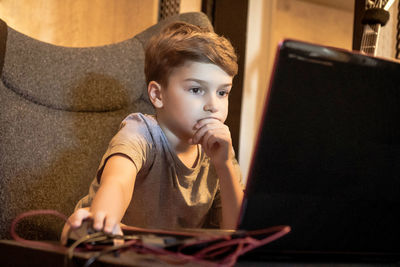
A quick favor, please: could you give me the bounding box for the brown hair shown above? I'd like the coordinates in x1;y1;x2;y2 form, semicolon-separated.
145;21;238;87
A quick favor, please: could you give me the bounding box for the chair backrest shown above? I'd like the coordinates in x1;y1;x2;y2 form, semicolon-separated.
0;12;212;240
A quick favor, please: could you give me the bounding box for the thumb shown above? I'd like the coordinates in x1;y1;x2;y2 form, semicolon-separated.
60;223;70;246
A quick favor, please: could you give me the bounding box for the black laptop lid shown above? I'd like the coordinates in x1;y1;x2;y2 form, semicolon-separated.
238;40;400;259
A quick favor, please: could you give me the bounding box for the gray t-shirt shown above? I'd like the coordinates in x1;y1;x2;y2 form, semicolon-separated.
76;113;242;229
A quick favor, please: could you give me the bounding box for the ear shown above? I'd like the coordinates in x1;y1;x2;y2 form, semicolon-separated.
147;81;164;108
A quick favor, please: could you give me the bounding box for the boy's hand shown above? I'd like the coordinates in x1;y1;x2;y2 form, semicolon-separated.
91;209;122;234
60;207;92;245
189;118;233;166
190;118;243;229
60;207;122;245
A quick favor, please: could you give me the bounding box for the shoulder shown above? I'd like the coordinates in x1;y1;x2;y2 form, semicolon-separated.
120;113;157;131
103;113;160;174
114;113;159;140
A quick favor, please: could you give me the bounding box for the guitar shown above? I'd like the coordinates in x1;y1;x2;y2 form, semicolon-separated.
360;0;395;55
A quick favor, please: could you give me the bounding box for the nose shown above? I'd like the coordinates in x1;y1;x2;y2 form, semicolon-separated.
203;104;217;113
203;95;218;113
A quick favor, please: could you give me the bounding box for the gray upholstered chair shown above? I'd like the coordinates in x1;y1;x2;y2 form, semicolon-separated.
0;12;212;241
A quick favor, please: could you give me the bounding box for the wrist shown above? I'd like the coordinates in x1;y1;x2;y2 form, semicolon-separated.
212;158;229;167
211;150;235;169
212;158;235;177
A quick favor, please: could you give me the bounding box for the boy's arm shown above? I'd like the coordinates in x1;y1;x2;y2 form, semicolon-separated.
90;154;137;233
64;154;137;233
213;159;243;229
190;118;244;229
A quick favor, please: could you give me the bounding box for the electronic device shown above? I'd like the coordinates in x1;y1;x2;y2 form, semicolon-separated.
238;39;400;262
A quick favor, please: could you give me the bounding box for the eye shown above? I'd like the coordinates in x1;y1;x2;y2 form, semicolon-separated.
218;90;230;97
189;87;204;95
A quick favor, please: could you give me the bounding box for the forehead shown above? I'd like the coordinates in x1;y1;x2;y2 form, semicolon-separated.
168;61;233;85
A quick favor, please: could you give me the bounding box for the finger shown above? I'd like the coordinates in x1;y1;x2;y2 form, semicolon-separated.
205;134;220;152
103;216;118;234
194;118;221;130
113;224;124;236
92;211;106;231
113;224;125;246
192;126;209;144
192;123;221;144
200;129;214;151
69;208;91;228
202;125;229;145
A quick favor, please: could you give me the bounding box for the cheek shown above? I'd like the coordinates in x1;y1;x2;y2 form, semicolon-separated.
221;113;228;123
221;101;229;121
174;103;197;122
181;98;203;113
169;97;190;114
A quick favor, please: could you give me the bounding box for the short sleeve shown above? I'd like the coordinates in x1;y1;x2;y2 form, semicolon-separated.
96;113;154;182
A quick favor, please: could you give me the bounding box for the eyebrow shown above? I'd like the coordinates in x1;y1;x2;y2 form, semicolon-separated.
184;78;232;87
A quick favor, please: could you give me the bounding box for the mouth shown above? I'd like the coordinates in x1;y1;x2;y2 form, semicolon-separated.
197;116;221;123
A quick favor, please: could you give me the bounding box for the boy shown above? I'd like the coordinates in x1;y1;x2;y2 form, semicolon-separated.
61;21;243;242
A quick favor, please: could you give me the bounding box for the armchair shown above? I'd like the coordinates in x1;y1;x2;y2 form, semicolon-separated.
0;12;212;241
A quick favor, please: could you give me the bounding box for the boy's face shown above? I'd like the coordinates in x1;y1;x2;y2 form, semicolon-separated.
155;61;233;143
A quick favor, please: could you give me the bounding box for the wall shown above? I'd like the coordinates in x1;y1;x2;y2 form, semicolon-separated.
180;0;202;13
0;0;159;47
240;0;355;181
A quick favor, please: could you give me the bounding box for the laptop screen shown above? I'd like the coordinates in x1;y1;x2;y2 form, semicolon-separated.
238;40;400;260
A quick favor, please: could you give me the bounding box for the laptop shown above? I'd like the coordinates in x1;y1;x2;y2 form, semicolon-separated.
237;39;400;262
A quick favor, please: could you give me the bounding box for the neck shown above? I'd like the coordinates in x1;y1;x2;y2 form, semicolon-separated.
157;117;199;168
158;121;191;151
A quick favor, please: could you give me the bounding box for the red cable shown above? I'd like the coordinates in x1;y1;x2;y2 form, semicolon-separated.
10;209;69;253
10;209;291;267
